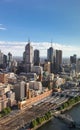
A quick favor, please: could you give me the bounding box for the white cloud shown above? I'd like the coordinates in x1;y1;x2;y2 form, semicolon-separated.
0;24;6;30
0;41;80;58
0;27;6;30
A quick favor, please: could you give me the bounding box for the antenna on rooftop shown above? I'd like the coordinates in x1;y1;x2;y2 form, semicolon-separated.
51;39;53;48
28;37;30;44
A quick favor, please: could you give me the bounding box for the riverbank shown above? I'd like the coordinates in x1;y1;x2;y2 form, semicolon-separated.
27;96;80;130
31;117;53;130
52;99;80;116
36;102;80;129
35;104;80;130
60;100;80;113
29;111;52;130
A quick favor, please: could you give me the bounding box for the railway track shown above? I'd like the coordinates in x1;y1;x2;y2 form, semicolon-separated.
0;96;66;130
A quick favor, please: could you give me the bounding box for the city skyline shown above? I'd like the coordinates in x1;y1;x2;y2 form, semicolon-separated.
0;0;80;57
0;41;80;58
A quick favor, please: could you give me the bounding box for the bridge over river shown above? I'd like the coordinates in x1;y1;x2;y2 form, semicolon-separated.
55;114;80;129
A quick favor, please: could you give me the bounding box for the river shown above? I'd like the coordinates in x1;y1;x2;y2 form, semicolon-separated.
37;104;80;130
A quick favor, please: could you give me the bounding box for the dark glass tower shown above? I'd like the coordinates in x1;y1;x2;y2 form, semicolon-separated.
34;49;40;66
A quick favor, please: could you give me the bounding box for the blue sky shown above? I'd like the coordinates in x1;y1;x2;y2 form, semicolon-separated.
0;0;80;57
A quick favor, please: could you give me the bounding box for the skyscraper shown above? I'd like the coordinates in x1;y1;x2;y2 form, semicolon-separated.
70;54;77;64
8;52;12;62
70;54;77;76
55;50;62;72
47;47;54;63
47;47;55;73
3;54;7;68
0;50;4;65
7;52;13;70
34;49;40;66
23;40;34;72
76;58;80;73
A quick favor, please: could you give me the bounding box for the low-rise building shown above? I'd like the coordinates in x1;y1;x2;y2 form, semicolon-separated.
44;61;51;73
31;66;43;75
18;90;52;110
0;86;8;111
26;73;38;81
6;91;16;106
48;73;54;81
0;73;9;83
13;81;26;101
55;77;65;87
29;81;42;91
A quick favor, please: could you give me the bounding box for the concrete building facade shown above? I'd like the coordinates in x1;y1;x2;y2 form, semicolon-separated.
14;81;26;101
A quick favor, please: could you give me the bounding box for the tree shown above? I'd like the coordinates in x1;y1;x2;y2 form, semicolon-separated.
30;119;38;128
63;102;68;108
2;108;8;115
6;107;11;113
36;117;42;124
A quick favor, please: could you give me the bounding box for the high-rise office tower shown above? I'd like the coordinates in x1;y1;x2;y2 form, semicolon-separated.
0;51;7;68
76;58;80;73
56;50;62;65
70;54;77;75
34;49;40;66
70;54;77;64
3;54;7;67
7;52;12;69
47;47;54;63
0;50;3;65
47;47;55;73
55;50;62;72
23;40;34;72
8;52;12;62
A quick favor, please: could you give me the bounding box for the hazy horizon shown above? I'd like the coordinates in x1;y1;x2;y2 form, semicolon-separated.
0;41;80;58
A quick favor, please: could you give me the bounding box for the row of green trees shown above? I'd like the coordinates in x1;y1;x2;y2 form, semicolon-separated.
30;111;52;129
0;107;11;117
59;96;80;110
